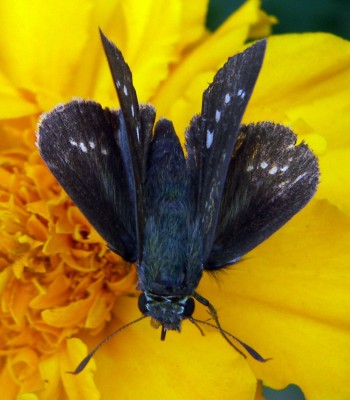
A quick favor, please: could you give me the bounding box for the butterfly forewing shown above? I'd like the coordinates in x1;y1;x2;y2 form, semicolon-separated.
37;100;138;261
206;122;319;269
100;30;155;259
186;40;267;262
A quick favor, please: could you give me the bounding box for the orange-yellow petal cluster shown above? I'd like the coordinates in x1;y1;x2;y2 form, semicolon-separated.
0;121;136;398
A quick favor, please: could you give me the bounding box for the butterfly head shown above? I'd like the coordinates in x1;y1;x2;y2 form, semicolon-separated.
138;292;195;337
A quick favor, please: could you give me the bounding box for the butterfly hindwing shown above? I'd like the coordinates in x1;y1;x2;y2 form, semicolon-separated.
37;100;138;261
186;40;267;262
206;122;319;269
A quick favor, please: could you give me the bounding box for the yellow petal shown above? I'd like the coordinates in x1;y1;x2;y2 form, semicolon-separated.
35;339;99;400
92;0;182;106
26;201;50;222
6;346;43;392
36;354;61;400
0;360;19;399
0;72;37;118
43;232;72;255
26;214;48;242
178;0;208;51
0;0;93;112
18;394;38;400
30;274;71;309
0;116;37;151
42;297;94;328
317;148;350;215
60;339;99;400
153;0;266;137
246;33;350;143
26;165;59;201
249;9;276;38
199;200;350;399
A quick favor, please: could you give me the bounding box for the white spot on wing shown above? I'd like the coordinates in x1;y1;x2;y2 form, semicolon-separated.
79;142;87;152
269;166;278;175
246;164;254;172
292;172;307;184
89;140;95;149
116;80;121;88
225;93;231;103
278;180;290;188
281;165;289;172
237;89;246;99
123;85;128;95
215;110;221;123
131;104;135;117
101;148;108;155
136;126;140;142
260;161;268;169
69;139;78;146
206;129;214;148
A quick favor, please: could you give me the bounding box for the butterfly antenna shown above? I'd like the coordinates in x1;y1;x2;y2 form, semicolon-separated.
67;315;147;374
193;292;269;362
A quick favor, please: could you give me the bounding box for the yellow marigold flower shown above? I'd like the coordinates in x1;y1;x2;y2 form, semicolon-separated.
0;1;349;400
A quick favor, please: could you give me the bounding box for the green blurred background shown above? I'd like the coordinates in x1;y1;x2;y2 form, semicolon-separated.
207;0;350;39
206;1;349;399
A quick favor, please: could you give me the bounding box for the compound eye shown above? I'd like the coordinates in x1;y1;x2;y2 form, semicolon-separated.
138;293;148;314
183;297;195;318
